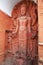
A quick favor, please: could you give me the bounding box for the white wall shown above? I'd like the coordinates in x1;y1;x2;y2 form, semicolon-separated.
0;0;21;16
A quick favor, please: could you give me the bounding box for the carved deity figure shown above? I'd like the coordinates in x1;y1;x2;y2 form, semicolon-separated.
13;3;32;58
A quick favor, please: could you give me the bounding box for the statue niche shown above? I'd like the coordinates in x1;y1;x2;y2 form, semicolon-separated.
11;0;38;65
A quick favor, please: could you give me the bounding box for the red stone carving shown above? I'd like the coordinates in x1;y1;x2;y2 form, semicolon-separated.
6;0;38;65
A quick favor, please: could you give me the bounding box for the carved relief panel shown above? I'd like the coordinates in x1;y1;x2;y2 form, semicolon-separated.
5;0;38;65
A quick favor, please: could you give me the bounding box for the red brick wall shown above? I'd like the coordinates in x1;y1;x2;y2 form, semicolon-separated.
38;0;43;42
0;10;12;62
38;45;43;59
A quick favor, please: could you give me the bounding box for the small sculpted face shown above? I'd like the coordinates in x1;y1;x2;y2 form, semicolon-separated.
20;4;26;16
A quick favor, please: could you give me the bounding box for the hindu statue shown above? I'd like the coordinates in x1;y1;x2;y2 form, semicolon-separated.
11;1;38;65
13;3;32;59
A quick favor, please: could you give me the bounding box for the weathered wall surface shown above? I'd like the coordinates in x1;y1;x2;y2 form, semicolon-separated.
38;0;43;42
38;45;43;59
0;10;12;62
